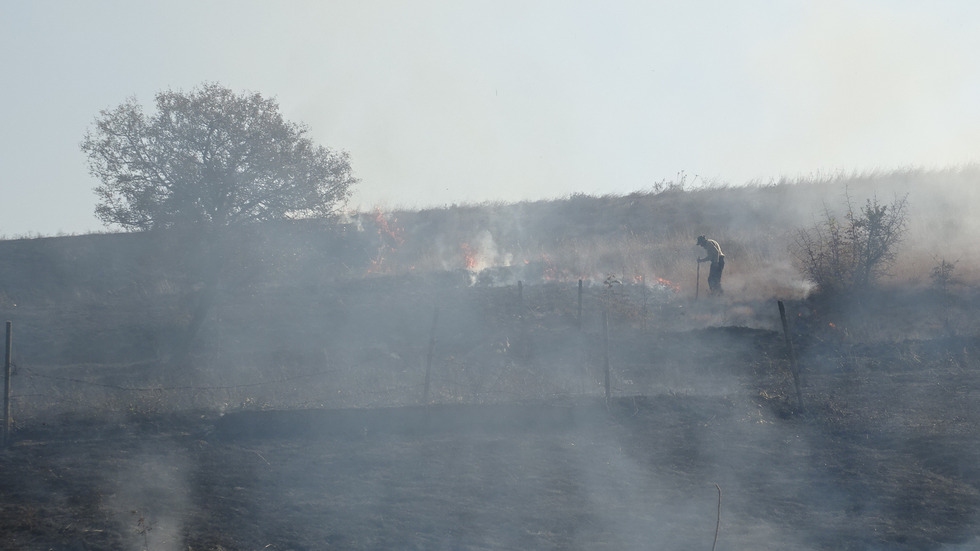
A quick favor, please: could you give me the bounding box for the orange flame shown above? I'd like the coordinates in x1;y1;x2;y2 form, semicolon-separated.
540;254;560;281
372;208;404;246
367;208;404;274
656;277;680;293
461;242;478;270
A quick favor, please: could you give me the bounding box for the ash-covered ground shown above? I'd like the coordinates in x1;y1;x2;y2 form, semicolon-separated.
3;277;980;550
3;175;980;550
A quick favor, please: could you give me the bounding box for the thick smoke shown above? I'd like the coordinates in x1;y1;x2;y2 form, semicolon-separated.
104;445;192;551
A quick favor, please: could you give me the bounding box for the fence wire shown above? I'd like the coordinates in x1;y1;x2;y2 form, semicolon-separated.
3;279;702;427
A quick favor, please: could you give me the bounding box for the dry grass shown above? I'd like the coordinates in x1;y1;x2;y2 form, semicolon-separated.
3;169;980;549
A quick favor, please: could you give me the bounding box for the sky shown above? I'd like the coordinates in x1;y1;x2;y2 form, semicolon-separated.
2;0;980;237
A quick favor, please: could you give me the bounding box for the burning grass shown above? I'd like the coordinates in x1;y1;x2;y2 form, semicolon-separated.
4;281;980;549
3;171;980;548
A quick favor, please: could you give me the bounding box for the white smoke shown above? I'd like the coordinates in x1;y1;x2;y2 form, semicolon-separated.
105;445;192;551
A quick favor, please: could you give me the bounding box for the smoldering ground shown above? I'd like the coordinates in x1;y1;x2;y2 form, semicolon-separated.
4;170;980;549
103;445;192;551
10;312;980;550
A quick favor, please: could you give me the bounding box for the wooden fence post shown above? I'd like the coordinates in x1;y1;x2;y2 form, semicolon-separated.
423;307;439;405
695;261;701;301
514;281;532;360
777;301;804;413
640;274;648;331
3;321;11;448
602;308;610;403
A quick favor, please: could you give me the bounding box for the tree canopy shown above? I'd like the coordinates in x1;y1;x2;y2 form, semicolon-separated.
81;83;357;231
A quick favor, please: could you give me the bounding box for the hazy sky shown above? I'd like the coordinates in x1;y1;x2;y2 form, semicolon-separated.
3;1;979;236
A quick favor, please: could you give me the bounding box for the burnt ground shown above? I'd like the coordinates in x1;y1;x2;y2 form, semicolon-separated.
3;318;980;551
3;183;980;550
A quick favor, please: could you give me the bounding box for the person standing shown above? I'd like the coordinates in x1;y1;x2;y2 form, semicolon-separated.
697;235;725;295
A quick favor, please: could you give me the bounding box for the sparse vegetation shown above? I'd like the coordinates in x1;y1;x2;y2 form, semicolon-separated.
793;192;909;296
1;169;980;549
932;256;959;331
932;256;958;291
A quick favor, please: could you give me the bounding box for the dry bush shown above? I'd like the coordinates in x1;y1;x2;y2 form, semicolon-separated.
12;169;980;423
793;193;909;296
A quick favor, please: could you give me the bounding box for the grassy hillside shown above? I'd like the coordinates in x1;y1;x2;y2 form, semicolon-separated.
0;168;977;370
0;167;974;401
2;169;980;549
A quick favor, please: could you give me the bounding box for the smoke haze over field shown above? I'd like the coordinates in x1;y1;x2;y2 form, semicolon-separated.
4;1;980;236
3;5;980;539
2;173;980;547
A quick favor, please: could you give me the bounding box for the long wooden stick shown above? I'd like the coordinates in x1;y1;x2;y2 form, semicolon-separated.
695;261;701;301
602;308;610;403
3;321;11;448
712;483;722;551
423;307;439;404
777;301;804;413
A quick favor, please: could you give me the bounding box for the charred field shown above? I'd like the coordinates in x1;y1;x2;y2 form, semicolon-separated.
4;301;980;551
2;172;980;550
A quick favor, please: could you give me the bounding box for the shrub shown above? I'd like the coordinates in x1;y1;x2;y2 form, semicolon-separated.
793;192;909;295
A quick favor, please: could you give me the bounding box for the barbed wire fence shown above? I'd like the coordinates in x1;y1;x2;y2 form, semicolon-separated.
3;277;702;435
